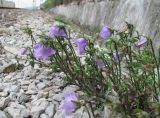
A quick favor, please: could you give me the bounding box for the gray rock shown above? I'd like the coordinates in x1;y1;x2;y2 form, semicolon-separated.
21;80;30;86
31;98;49;118
23;66;36;78
4;73;15;80
18;93;30;103
36;91;49;99
0;110;7;118
26;90;38;95
0;92;8;97
30;106;45;118
20;80;30;86
0;83;4;91
5;102;30;118
52;93;63;102
45;103;55;118
9;92;17;101
48;90;55;98
72;107;91;118
40;113;49;118
62;85;79;94
20;109;30;118
10;85;20;92
53;110;65;118
37;82;46;90
5;107;21;118
28;82;37;90
0;97;11;110
21;85;28;91
8;102;26;109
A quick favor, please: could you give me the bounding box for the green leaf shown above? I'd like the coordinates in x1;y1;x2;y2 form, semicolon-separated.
30;61;35;67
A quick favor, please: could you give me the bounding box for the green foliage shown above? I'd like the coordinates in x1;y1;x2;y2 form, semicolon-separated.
43;0;62;9
54;15;71;25
43;0;81;9
22;22;160;118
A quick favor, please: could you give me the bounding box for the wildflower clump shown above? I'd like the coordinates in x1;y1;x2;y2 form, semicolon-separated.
22;22;160;117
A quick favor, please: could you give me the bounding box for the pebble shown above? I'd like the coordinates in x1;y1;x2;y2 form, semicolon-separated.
45;103;55;118
10;85;20;92
4;107;21;118
37;82;46;90
0;110;8;118
40;114;49;118
0;97;11;110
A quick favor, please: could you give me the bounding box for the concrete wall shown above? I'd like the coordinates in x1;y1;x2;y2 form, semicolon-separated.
0;0;15;8
51;0;160;53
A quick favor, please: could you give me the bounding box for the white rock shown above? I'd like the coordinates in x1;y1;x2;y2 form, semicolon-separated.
6;102;30;118
0;92;8;97
20;80;30;86
0;110;9;118
4;46;19;56
28;82;37;90
20;109;30;118
40;114;49;118
18;93;30;103
52;93;63;102
71;107;91;118
31;98;49;118
10;85;20;92
0;97;11;110
5;107;21;118
36;91;48;99
45;103;55;118
37;82;46;90
8;102;26;109
26;90;38;95
53;110;65;118
4;73;15;80
8;92;17;101
62;85;79;94
30;106;45;118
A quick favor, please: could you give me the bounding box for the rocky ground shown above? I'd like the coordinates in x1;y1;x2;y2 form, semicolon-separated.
0;9;92;118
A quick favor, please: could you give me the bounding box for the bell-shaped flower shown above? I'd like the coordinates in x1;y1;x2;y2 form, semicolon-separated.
74;38;88;55
113;52;122;62
135;37;147;48
95;59;105;69
50;24;67;37
33;43;56;60
59;92;78;115
99;26;111;39
20;48;28;55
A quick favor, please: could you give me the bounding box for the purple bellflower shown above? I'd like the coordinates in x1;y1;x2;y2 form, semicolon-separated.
95;59;105;69
59;92;78;115
20;48;28;55
74;38;88;55
50;24;67;37
33;43;56;60
113;52;122;62
135;37;147;48
99;26;111;39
